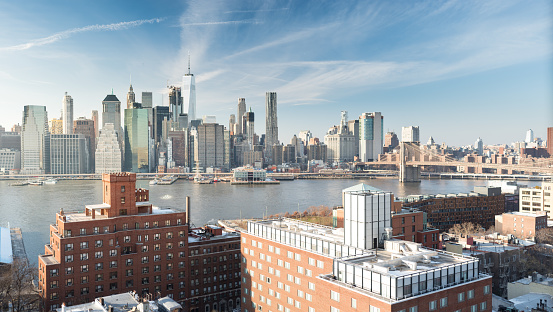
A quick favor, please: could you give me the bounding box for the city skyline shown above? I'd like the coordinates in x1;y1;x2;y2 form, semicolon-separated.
0;1;551;146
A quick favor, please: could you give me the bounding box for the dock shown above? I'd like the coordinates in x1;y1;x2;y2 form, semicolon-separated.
10;227;29;265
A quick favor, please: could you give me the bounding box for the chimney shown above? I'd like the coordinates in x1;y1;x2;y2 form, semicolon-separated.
185;196;190;225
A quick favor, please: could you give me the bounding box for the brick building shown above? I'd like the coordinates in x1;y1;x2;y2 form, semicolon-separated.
391;208;441;249
38;173;241;312
401;187;505;232
495;211;549;240
240;185;492;312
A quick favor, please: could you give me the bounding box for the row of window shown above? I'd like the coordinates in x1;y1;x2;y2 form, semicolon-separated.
64;220;184;237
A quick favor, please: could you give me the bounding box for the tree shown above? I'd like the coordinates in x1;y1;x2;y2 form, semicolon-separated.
0;260;40;312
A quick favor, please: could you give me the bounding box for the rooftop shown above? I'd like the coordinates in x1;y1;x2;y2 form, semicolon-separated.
511;273;553;286
510;293;553;312
0;227;13;264
103;94;120;102
342;183;385;193
61;205;174;222
56;292;182;312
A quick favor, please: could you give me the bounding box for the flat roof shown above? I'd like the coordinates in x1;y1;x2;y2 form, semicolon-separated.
0;227;13;264
85;203;111;210
39;254;59;265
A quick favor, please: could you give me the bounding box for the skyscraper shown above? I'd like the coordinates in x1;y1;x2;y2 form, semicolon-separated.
168;86;183;122
141;91;153;129
525;129;534;143
126;84;135;109
21;105;49;174
73;117;96;173
359;112;383;162
183;54;196;124
194;123;224;168
95;123;122;173
91;110;99;138
265;92;278;161
49;134;88;174
124;107;149;172
153;106;171;144
245;109;255;150
237;98;246;135
475;137;484;155
401;126;420;143
62;92;73;135
48;118;63;134
101;93;122;134
547;127;553;156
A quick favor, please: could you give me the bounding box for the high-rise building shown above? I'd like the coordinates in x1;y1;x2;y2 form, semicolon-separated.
141;91;153;129
324;112;355;162
282;144;296;163
62;92;74;135
0;131;21;150
49;118;63;135
384;131;399;151
183;54;196;124
242;184;492;312
49;134;88;174
95;123;122;174
272;144;283;166
298;130;312;147
168;86;182;123
245;109;255;150
0;149;20;172
401;126;420;143
153;106;171;144
21;105;49;174
265;92;278;162
290;135;303;157
168;129;192;169
347;119;359;156
547;127;553;156
126;84;135;109
124;108;149;172
194;123;224;168
91;110;99;138
475;137;484;156
307;141;327;162
229;114;236;135
236;98;246;135
74;117;96;173
101;93;122;136
525;129;534;143
359;112;383;162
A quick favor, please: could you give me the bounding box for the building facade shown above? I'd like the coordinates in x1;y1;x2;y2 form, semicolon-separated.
265;92;278;163
50;134;88;174
95;123;122;174
401;126;420;143
359;112;383;162
495;211;548;240
236;98;246;136
519;182;553;219
324;133;355;163
74;118;96;173
195;123;224;169
21;105;49;174
183;57;196;124
49;118;63;135
124;108;149;173
101;94;122;136
0;148;20;172
63;92;74;135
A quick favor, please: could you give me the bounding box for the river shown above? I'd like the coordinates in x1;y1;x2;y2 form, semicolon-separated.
0;178;538;265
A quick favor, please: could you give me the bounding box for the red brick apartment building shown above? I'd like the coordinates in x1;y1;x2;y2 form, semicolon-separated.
38;173;240;312
495;211;549;240
241;186;491;312
391;208;441;250
401;187;505;232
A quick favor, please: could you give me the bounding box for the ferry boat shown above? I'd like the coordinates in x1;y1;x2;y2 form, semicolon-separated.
44;178;58;184
230;166;280;185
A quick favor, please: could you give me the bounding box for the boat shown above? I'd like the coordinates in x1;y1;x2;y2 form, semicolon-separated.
192;162;213;184
28;180;44;186
149;179;158;185
44;178;58;185
230;166;280;185
9;181;28;186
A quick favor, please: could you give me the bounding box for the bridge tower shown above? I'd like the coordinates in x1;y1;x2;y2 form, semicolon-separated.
399;142;421;182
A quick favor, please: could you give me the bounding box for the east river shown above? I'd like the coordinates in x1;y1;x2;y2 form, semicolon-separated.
0;178;539;265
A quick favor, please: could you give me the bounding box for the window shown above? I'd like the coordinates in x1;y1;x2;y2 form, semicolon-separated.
440;297;448;308
458;292;465;302
121;197;125;204
80;265;88;273
429;300;437;311
80;241;88;249
468;289;474;299
369;307;380;312
351;298;357;309
330;290;340;302
409;307;418;312
480;302;487;311
65;255;73;262
483;285;490;295
471;305;477;312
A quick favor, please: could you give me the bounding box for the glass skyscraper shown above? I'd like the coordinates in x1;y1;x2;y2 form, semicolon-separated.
124;108;149;172
21;105;49;174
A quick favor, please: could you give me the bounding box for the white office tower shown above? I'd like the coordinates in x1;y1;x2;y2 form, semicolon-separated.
62;92;73;135
298;130;312;145
237;98;246;135
202;115;217;124
525;129;534;143
343;184;392;250
401;126;420;143
265;92;278;161
21;105;49;174
359;112;383;162
183;54;196;124
95;123;122;174
475;137;484;156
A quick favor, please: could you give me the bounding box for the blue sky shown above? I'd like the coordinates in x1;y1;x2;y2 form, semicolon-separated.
0;0;551;146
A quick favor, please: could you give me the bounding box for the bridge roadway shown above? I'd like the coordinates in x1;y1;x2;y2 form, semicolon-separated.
363;160;553;175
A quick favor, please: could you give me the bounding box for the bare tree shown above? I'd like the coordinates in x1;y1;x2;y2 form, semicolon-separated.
0;260;40;312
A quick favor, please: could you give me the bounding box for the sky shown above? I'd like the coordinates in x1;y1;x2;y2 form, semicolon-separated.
0;0;551;147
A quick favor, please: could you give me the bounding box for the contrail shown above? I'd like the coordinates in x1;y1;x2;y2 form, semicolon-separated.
182;20;260;26
0;17;165;51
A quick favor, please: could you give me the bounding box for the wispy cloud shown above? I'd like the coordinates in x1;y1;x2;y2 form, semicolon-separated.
182;20;261;26
224;8;289;14
0;18;165;52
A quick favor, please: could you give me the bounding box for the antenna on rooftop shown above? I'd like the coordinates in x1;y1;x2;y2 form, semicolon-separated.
188;51;191;75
